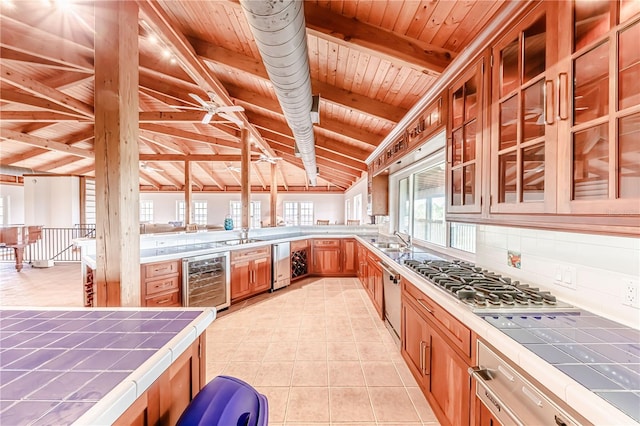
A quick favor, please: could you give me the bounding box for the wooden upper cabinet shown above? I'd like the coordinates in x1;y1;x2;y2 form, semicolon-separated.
556;0;640;216
447;57;486;215
490;2;558;214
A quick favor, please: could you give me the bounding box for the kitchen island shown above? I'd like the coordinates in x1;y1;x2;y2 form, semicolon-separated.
0;307;214;425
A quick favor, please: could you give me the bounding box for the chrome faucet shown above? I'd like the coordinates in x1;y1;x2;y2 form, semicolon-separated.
240;227;249;241
394;231;412;248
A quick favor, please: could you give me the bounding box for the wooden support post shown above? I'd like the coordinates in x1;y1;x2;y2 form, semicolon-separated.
270;162;277;227
241;127;250;230
185;160;192;225
94;1;140;307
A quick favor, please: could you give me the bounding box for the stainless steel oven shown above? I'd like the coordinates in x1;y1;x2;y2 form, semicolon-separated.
182;252;230;311
470;341;586;426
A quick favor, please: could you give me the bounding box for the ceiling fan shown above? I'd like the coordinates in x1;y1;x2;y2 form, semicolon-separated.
140;162;163;172
173;92;245;127
256;154;283;164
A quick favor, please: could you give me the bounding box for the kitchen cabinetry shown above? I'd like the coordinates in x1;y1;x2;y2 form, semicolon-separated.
475;396;502;426
356;243;367;284
366;251;384;319
230;246;271;302
140;260;182;307
490;2;558;214
368;171;389;216
291;239;309;281
554;1;640;218
312;238;358;276
447;57;487;215
401;279;473;426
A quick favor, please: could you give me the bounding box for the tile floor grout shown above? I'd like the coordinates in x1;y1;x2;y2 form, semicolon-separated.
0;264;440;425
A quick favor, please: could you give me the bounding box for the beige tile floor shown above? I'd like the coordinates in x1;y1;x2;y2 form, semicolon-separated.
0;262;440;426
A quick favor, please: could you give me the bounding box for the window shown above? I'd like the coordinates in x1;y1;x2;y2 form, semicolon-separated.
345;199;351;221
84;179;95;225
177;201;185;223
230;201;262;229
0;196;5;225
284;201;314;225
413;165;446;246
140;200;154;222
353;194;362;222
193;201;207;225
392;145;476;254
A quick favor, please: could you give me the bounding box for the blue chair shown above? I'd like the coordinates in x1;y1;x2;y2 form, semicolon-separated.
177;375;268;426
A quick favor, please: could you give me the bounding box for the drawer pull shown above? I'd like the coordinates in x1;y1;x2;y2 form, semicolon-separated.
498;365;515;382
155;297;172;305
416;298;433;314
521;385;543;407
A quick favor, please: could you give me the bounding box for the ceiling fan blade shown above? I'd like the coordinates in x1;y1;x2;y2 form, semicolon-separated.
206;91;222;103
218;112;243;127
217;105;245;113
202;112;214;124
189;93;209;108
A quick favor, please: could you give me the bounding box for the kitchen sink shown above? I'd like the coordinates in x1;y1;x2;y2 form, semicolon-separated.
223;238;261;245
371;242;402;250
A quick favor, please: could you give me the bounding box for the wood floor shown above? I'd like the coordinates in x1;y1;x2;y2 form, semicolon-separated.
0;262;440;425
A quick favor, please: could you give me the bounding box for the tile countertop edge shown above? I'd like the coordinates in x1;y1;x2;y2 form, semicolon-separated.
72;308;216;426
391;257;639;426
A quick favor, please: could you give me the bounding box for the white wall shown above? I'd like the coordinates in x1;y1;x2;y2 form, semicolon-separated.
0;184;25;225
476;224;640;329
23;176;80;227
343;176;368;223
140;191;345;226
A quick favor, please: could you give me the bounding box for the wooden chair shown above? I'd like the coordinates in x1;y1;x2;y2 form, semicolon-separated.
346;219;360;225
316;219;330;225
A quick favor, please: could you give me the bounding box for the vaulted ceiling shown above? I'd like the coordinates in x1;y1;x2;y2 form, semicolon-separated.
0;0;506;193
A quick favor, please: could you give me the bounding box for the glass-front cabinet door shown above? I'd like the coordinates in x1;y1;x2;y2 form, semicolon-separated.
447;56;485;215
490;2;558;214
557;0;640;216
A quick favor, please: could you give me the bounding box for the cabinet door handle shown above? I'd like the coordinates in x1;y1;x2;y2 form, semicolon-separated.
416;298;433;314
421;341;431;375
420;340;425;375
544;79;554;125
558;72;569;121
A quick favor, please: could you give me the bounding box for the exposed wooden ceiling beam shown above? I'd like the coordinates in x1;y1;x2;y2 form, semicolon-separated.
139;154;260;162
193;161;224;190
37;156;85;172
0;90;89;118
0;64;94;118
252;163;267;190
303;2;452;76
1;129;94;158
137;0;276;158
0;111;89;122
189;37;406;124
225;84;380;147
140;123;243;150
139;169;162;189
0;16;94;72
139;132;189;155
0;128;94;165
139;113;239;141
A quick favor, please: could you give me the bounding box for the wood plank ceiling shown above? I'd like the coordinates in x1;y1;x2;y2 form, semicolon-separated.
0;0;504;193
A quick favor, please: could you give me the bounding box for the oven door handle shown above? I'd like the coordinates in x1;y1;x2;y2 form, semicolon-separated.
469;367;525;426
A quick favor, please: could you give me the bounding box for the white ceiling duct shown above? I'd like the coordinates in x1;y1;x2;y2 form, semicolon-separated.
240;0;318;186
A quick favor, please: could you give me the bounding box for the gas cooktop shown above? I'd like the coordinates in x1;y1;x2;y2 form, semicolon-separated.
403;259;576;313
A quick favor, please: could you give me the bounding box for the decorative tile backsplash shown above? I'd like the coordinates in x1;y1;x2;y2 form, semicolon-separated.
475;225;640;329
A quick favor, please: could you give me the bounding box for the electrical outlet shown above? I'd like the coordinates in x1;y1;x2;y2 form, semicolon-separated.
623;280;640;309
554;265;577;290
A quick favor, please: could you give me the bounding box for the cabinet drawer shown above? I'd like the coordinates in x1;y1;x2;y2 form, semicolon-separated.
144;260;180;279
312;239;340;248
145;291;180;307
291;239;308;251
145;276;180;296
402;279;471;357
231;246;270;263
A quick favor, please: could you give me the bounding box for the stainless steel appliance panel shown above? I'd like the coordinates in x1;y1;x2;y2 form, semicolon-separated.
272;242;291;291
182;252;230;311
470;341;583;426
380;262;401;339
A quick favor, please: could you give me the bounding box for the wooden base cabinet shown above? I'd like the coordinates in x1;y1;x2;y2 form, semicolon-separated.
475;396;502;426
311;238;358;276
401;279;473;426
141;260;182;307
116;335;205;425
231;246;271;303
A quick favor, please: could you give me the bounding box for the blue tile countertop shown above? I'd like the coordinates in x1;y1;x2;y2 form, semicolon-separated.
482;311;640;423
0;308;215;425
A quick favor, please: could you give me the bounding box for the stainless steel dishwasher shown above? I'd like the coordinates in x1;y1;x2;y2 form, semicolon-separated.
380;261;401;339
272;241;291;291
